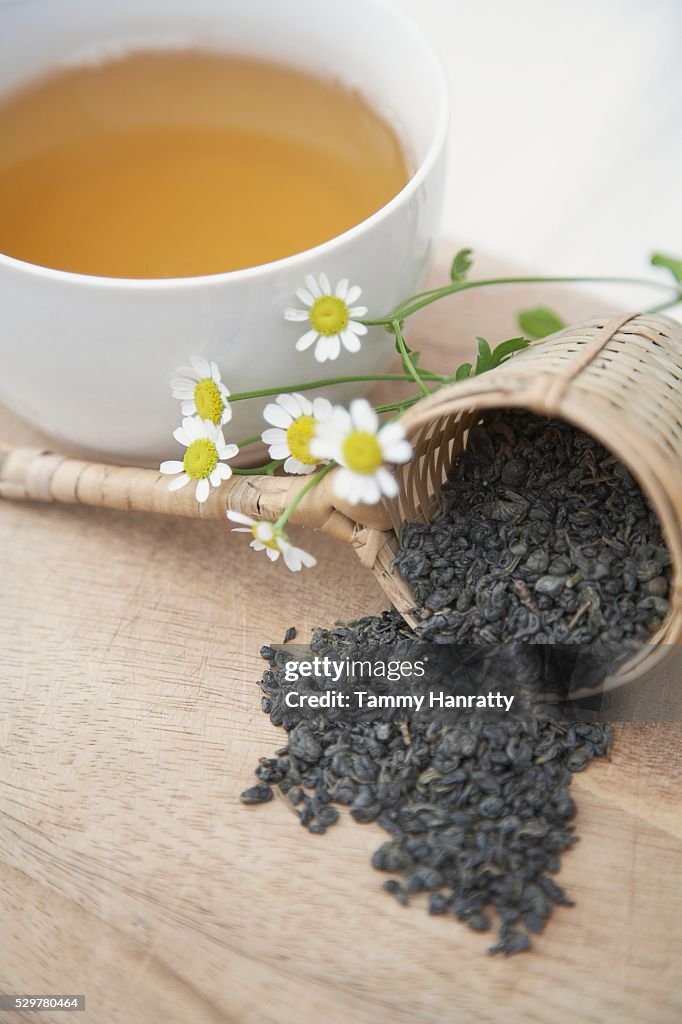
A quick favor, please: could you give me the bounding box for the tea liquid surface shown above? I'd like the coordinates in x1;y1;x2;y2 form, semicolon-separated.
0;51;409;278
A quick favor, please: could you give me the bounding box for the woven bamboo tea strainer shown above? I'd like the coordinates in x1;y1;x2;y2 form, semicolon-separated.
1;311;681;687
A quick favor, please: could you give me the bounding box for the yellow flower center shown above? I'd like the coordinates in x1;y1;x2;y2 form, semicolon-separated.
194;378;224;424
309;295;349;336
251;524;281;551
341;431;383;475
183;438;219;480
286;415;318;465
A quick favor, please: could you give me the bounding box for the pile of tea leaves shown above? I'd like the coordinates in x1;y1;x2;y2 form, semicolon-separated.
395;410;671;658
242;614;612;955
240;410;671;954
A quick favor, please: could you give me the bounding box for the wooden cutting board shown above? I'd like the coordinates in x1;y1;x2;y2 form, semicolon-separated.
1;250;680;1024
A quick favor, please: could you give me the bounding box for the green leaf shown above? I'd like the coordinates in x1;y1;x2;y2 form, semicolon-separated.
474;336;493;374
517;306;567;339
651;252;682;285
488;336;530;369
452;337;529;384
450;248;474;281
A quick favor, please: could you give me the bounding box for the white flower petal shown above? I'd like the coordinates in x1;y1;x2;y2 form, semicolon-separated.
172;382;196;397
296;547;317;569
357;475;381;505
173;426;191;447
331;467;357;500
318;272;331;295
295;288;316;306
347;319;368;336
345;285;362;305
269;443;291;460
227;511;255;527
382;439;413;464
261;427;287;446
326;335;341;361
348;305;368;319
341;330;362;354
183;416;204;441
314;336;331;363
335;278;349;300
281;542;317;572
304;274;322;298
219;443;239;460
285;307;310;322
352;471;378;503
231;527;252;534
309;436;339;462
209;361;221;382
160;460;184;475
168;473;190;491
377;466;399;498
220;402;233;425
350;399;378;434
209;469;222;487
213;462;233;481
190;355;212;379
292;392;313;416
282;548;302;571
266;547;280;561
251;539;266;552
174;366;199;383
312;397;332;421
180;399;196;416
295;329;319;353
195;478;210;503
309;395;329;419
377;422;405;446
263;403;293;429
313;406;352;441
284;456;317;475
277;393;304;419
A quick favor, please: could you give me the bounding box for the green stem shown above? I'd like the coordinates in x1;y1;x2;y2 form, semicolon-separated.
392;319;429;397
232;459;283;476
234;434;261;448
375;396;422;415
229;371;445;404
274;463;336;531
363;275;681;325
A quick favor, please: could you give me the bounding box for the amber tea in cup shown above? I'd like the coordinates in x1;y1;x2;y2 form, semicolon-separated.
0;50;410;279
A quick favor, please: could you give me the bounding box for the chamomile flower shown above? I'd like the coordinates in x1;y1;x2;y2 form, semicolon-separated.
227;512;317;572
310;399;412;505
284;273;368;363
261;392;332;475
171;356;232;426
160;416;238;503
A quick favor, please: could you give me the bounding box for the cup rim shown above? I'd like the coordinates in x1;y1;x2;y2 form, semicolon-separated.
0;0;449;291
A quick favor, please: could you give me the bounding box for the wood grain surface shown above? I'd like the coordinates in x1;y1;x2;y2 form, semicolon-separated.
1;251;680;1024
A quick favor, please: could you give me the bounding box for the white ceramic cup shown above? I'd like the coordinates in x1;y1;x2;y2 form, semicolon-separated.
0;0;448;464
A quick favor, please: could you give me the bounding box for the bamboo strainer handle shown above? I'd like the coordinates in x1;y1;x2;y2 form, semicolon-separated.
0;444;393;547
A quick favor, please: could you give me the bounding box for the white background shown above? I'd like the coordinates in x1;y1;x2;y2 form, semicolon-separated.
393;0;681;295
